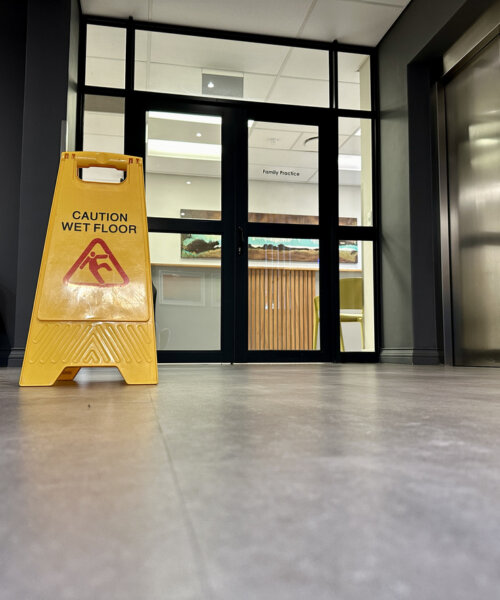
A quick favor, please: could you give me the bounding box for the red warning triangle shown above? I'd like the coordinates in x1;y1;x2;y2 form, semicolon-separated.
63;238;129;287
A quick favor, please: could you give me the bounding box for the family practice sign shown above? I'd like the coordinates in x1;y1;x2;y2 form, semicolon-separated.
20;152;158;386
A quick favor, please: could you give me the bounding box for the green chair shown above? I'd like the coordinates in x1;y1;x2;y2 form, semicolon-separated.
313;296;320;349
339;277;364;351
313;277;364;351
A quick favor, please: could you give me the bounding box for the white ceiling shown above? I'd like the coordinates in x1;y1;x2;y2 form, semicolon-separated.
83;0;412;107
81;0;410;46
83;110;364;186
86;26;370;108
81;0;400;184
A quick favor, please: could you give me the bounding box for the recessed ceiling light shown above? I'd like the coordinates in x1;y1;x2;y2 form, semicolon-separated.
186;181;192;185
338;154;361;171
196;132;202;137
148;139;221;161
207;81;215;88
148;111;221;125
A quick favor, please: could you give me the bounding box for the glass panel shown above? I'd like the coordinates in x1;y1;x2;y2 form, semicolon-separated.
135;31;329;107
337;52;371;111
82;95;125;183
248;237;319;350
248;121;319;224
339;240;375;352
145;111;222;219
149;232;221;350
85;25;126;89
338;117;372;226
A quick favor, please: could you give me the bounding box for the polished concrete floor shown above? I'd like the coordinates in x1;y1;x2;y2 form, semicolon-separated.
1;363;500;599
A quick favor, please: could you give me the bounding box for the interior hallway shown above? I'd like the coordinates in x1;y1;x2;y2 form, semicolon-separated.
1;363;500;599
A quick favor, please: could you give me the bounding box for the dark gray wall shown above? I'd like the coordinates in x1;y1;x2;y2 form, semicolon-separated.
0;2;27;364
0;0;79;364
67;0;81;152
378;0;496;364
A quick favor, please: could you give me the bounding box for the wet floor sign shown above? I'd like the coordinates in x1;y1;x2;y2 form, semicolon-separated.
19;151;158;386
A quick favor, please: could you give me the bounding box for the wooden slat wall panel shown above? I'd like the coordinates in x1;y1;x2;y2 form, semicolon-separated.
248;268;316;350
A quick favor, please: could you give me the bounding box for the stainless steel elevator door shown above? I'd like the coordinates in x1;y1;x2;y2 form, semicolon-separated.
446;37;500;365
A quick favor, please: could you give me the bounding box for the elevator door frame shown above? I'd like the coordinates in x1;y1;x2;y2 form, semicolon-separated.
437;26;500;366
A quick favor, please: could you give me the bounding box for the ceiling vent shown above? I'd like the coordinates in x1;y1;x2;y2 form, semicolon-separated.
202;73;243;98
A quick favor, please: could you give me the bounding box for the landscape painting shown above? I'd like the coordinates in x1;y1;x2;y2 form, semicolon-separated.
181;234;221;259
180;211;359;265
339;240;359;264
247;237;319;262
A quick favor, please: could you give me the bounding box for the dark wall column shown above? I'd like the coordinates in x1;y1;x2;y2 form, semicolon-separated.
0;2;27;364
407;61;445;364
9;0;79;365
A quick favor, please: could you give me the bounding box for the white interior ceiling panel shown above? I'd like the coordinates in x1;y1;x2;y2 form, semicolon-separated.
337;52;370;83
249;148;318;169
340;136;362;156
339;117;361;137
84;133;124;153
145;63;202;95
148;119;220;144
292;133;319;152
86;57;125;88
253;122;317;134
146;156;221;177
81;0;410;46
281;47;329;80
249;129;302;150
243;74;276;102
146;32;289;74
300;0;407;45
84;112;124;136
86;25;126;59
82;0;151;21
150;0;314;38
267;77;329;107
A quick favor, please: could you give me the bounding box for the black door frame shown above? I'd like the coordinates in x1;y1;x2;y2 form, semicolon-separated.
236;103;338;363
77;16;381;364
127;93;338;363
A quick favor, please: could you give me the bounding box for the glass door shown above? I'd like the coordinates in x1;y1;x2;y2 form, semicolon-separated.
146;109;223;356
126;97;238;362
234;108;335;362
128;98;333;362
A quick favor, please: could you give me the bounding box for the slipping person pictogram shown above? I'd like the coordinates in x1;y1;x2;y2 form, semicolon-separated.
63;238;129;287
80;251;112;285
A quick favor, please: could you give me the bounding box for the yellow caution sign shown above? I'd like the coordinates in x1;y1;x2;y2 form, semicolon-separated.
20;151;158;386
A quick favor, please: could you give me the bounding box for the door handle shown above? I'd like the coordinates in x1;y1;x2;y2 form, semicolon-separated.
237;226;245;256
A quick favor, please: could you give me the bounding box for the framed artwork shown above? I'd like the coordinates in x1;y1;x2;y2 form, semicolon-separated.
339;240;359;265
181;234;221;259
247;237;319;262
180;210;360;266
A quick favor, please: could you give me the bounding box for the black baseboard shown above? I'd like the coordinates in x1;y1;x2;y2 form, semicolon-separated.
380;348;441;365
7;347;25;367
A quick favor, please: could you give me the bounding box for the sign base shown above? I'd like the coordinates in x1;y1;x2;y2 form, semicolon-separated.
20;321;157;386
